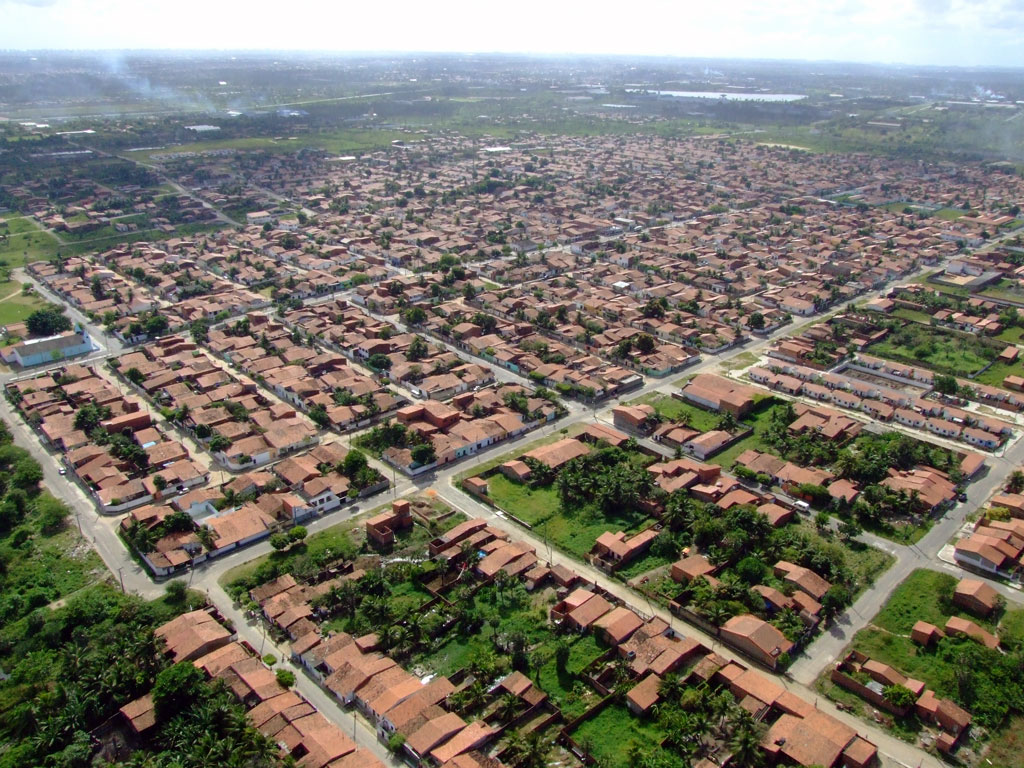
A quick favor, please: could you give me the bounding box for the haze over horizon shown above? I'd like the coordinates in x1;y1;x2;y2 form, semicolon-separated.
2;0;1023;69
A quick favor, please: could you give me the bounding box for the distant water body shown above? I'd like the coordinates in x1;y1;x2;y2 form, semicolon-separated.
628;89;806;102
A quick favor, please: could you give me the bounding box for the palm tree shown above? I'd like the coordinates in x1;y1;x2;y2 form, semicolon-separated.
728;710;766;767
658;673;685;704
496;692;521;723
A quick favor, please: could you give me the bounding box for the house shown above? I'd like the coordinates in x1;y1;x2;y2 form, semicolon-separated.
155;609;232;662
911;621;945;647
761;710;876;768
952;578;1000;617
685;430;732;460
551;588;613;632
916;689;972;745
612;403;657;434
520;438;590;472
626;672;662;715
719;614;793;669
680;374;757;417
593;606;644;645
944;616;999;649
365;500;413;547
589;529;658;570
774;561;831;601
671;553;716;583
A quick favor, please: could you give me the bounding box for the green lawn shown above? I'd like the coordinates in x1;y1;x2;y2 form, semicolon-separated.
995;326;1024;343
973;360;1021;388
220;518;363;596
891;308;935;325
0;226;62;267
571;702;665;768
870;570;989;635
869;323;1001;377
627;392;721;431
134;129;411;163
707;399;791;468
933;207;967;221
0;283;49;327
986;715;1024;767
485;473;562;526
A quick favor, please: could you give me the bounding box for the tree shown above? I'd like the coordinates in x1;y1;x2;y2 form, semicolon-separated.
411;443;436;466
152;661;207;718
35;494;68;534
308;404;330;429
716;410;738;432
336;451;366;481
820;584;851;620
1008;470;1024;494
270;532;290;551
883;684;917;710
933;373;959;396
367;353;392;372
748;312;765;330
403;306;427;325
407;335;429;362
275;668;296;688
636;333;656;354
190;318;210;344
125;367;146;386
27;306;72;337
288;525;307;544
165;580;187;603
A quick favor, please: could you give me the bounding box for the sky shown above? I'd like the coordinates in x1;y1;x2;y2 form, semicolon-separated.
1;0;1023;67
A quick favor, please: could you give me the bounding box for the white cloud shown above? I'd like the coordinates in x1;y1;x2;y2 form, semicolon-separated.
0;0;1021;66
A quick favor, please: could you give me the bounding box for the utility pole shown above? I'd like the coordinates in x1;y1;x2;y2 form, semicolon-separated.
116;567;125;594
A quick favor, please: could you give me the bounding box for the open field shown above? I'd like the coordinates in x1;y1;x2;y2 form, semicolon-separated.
571;702;665;768
868;323;1001;377
0;219;63;266
627;392;722;431
131;129;413;163
820;569;1024;739
706;398;792;468
0;281;49;327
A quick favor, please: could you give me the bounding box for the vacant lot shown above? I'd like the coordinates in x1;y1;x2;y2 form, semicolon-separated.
0;282;49;328
869;323;1002;377
627;392;721;431
823;569;1024;737
571;702;665;768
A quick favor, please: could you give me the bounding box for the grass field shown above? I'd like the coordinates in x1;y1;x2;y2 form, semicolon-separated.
571;702;665;768
986;715;1024;768
870;570;993;634
0;283;49;327
481;453;654;561
0;218;63;266
869;323;1001;377
995;326;1024;343
706;399;791;468
973;360;1022;388
485;473;562;525
627;392;721;431
133;128;411;163
891;307;935;324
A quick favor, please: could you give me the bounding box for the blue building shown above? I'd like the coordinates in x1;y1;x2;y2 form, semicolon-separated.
1;329;95;368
